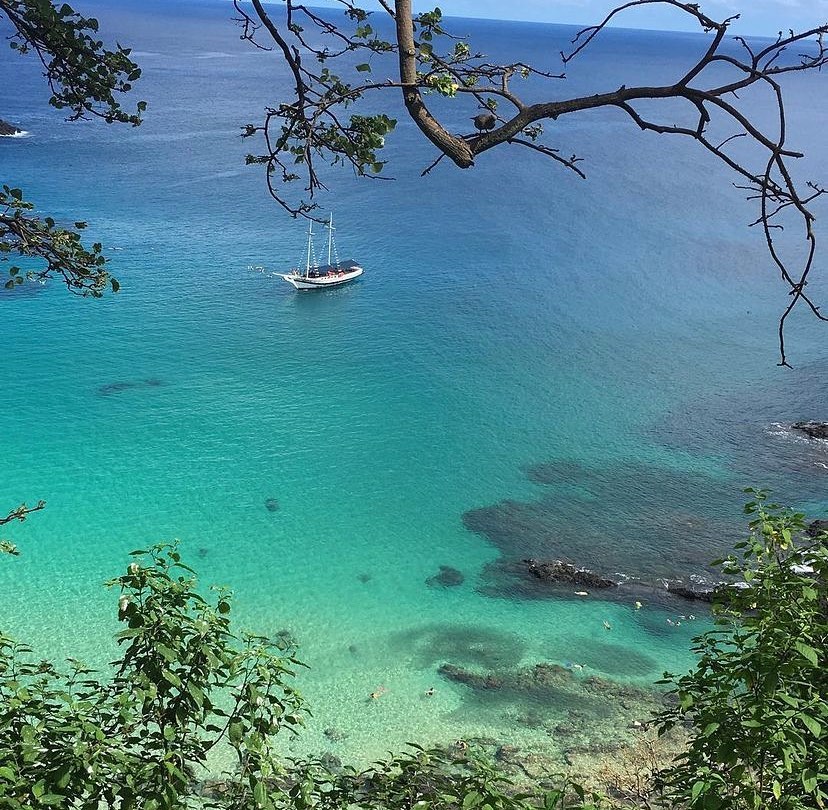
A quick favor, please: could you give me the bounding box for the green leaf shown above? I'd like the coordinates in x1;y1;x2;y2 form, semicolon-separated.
161;668;181;687
156;643;177;663
186;681;205;706
803;770;818;792
253;779;267;807
463;791;482;809
356;63;371;72
794;641;819;666
228;720;244;743
802;714;822;737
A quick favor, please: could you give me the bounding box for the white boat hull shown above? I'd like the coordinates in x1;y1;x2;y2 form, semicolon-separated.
281;266;363;290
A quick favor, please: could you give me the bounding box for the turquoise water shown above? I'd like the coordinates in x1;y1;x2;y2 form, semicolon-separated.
2;1;828;765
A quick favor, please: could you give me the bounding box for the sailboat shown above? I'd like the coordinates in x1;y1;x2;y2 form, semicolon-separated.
279;214;364;290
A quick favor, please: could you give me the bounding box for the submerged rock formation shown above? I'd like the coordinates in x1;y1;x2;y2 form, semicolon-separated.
807;519;828;538
0;118;22;136
426;565;465;587
519;558;720;603
791;421;828;440
663;580;716;602
525;559;618;589
97;378;164;396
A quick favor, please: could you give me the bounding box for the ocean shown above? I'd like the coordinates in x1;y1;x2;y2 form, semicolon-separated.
2;0;827;766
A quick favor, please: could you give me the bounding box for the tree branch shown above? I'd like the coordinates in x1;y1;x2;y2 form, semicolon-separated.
236;0;828;362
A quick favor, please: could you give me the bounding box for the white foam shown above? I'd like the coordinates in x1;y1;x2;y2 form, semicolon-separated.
0;130;30;138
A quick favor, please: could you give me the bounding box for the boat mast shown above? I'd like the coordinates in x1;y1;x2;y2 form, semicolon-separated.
327;213;334;268
305;221;313;278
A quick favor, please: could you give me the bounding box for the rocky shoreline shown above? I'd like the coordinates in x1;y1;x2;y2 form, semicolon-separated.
522;558;720;603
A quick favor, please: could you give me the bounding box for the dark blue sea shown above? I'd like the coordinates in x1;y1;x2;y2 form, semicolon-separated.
2;0;827;763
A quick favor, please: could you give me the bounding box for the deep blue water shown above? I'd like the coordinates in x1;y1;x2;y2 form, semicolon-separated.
2;0;827;763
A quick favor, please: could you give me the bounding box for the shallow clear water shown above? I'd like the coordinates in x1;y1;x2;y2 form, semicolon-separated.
2;0;828;765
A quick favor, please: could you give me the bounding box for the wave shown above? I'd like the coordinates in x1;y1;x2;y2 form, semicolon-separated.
0;130;30;139
194;51;239;59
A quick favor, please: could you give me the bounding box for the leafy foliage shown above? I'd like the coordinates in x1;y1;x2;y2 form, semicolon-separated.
656;492;828;809
0;0;144;296
1;0;144;124
0;501;45;556
0;543;606;809
267;746;607;810
0;186;116;295
0;544;306;809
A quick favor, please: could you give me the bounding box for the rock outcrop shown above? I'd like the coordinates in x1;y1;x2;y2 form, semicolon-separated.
807;519;828;538
524;559;618;589
520;558;724;603
791;421;828;440
662;581;716;602
0;118;22;136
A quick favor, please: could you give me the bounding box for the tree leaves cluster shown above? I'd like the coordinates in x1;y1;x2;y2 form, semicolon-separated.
0;0;144;296
0;501;45;556
0;542;607;810
1;185;115;295
0;544;306;809
656;492;828;809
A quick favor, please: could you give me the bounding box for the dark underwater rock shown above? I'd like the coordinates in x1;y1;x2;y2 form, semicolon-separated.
806;519;828;538
438;663;505;690
391;623;528;670
317;752;343;772
323;727;347;743
791;421;828;440
97;378;164;396
0;118;22;136
438;662;573;693
515;557;723;605
524;559;618;589
98;381;137;396
264;497;279;512
357;572;372;583
514;662;572;690
274;628;298;650
426;565;465;587
663;581;716;602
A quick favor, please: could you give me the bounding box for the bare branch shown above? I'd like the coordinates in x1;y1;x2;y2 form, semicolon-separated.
506;138;587;179
236;0;828;361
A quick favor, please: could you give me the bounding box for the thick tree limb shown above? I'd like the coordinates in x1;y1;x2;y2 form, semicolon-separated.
237;0;828;363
